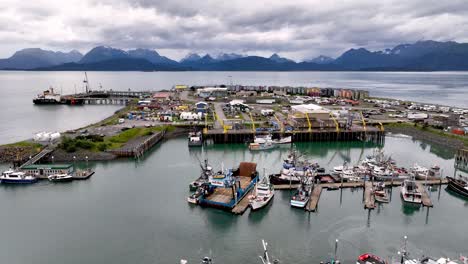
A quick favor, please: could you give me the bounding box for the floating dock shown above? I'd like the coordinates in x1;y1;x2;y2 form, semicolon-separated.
305;185;323;212
231;189;254;215
416;182;433;207
364;181;376;209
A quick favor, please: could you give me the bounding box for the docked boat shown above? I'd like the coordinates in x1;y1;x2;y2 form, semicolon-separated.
188;131;203;147
446;175;468;198
290;182;312;208
250;170;275;210
254;134;272;144
33;87;62;104
0;170;37;184
400;179;422;205
273;136;292;144
189;159;213;191
357;253;387;264
197;162;259;210
48;173;73;182
187;184;209;204
373;182;389;203
249;141;277;151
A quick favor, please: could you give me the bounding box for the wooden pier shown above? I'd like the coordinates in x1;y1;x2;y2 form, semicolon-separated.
274;184;300;190
231;189;254;215
109;130;164;158
416;182;433;207
305;185;323;212
364;181;376;209
203;127;385;144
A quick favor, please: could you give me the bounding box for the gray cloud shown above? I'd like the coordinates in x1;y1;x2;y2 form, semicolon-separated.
1;0;468;60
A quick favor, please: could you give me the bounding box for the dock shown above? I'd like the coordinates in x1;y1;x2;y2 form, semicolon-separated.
72;169;95;180
273;184;300;190
364;181;376;209
109;130;164;158
305;185;323;212
231;189;254;215
19;146;54;168
416;182;433;207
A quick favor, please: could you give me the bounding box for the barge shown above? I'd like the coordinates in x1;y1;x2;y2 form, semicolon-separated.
197;162;259;210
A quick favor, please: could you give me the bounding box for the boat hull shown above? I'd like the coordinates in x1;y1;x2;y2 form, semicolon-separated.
250;194;274;211
1;178;37;184
446;177;468;197
269;174;301;185
33;99;61;105
290;198;309;208
49;177;73;182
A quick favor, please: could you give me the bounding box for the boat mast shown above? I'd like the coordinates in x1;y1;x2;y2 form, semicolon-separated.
83;72;90;93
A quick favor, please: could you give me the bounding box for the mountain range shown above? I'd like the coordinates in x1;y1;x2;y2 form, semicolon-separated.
2;40;468;71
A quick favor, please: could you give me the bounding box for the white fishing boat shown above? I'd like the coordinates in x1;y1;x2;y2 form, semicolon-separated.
249;141;277;151
250;170;275;210
290;182;312;208
373;182;389;203
48;173;73;182
254;134;272;144
401;179;422;205
0;170;37;184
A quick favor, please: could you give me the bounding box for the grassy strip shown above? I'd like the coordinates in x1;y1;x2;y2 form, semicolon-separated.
59;125;173;153
386;122;468;146
2;141;42;149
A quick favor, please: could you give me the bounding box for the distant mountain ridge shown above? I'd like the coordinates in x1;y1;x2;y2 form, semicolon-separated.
0;48;82;69
2;40;468;71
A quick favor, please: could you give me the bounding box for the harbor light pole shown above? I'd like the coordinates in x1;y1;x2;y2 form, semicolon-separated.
85;156;88;169
51;155;54;164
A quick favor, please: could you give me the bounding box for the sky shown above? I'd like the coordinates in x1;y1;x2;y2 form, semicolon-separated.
0;0;468;61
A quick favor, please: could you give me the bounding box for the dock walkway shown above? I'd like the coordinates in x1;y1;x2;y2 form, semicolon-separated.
364;181;376;209
231;189;254;215
305;185;323;212
19;146;54;168
416;182;433;207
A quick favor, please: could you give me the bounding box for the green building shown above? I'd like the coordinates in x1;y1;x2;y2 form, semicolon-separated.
21;164;74;176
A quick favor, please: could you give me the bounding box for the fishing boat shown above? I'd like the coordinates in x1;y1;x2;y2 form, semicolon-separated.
187;184;209;204
48;173;73;182
188;131;203;147
0;170;37;184
197;162;259;210
373;182;389;203
290;181;312;208
273;136;292;144
249;141;277;151
254;134;272;144
357;253;387;264
249;170;274;210
446;175;468;198
189;159;213;191
400;179;422;205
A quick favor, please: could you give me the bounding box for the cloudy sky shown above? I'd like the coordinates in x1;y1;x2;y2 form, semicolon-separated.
0;0;467;61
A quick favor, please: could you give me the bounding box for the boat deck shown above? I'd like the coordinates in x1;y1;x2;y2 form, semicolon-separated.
305;185;323;212
416;182;433;207
204;177;252;205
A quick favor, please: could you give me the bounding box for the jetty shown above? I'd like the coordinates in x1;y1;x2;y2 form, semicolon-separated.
231;189;254;215
416;182;433;207
109;130;165;158
364;181;376;209
305;185;323;212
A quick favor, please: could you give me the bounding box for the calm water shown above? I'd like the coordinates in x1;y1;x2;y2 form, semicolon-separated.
1;71;468;144
0;136;467;264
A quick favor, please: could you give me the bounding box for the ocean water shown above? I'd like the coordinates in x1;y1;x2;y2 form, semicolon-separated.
1;71;467;144
0;136;466;264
